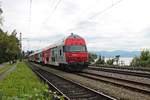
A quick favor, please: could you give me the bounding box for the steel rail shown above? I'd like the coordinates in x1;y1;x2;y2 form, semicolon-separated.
88;66;150;78
29;63;116;100
77;72;150;95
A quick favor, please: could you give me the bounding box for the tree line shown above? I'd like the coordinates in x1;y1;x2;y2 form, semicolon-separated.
89;49;150;67
0;7;21;64
89;53;120;66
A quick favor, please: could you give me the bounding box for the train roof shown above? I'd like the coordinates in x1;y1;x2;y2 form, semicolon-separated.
29;49;42;56
29;33;84;56
67;33;83;39
42;33;83;50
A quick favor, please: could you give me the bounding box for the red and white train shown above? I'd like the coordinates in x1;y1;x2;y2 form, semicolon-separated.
28;33;89;71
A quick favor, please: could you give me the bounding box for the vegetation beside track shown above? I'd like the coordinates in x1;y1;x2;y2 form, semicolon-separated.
0;62;55;100
131;49;150;67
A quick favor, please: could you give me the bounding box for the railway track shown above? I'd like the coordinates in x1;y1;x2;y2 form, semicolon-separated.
29;63;116;100
88;66;150;79
92;65;150;72
77;70;150;95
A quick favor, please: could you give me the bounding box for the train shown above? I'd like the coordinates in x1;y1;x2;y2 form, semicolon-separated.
28;33;89;71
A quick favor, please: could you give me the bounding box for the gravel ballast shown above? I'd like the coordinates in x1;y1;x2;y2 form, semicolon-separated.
84;69;150;85
32;63;150;100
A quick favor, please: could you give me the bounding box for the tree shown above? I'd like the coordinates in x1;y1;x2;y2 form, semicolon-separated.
130;57;140;67
115;55;120;65
96;55;105;65
89;53;97;64
0;30;9;63
106;58;114;65
0;29;20;63
6;33;20;63
130;49;150;67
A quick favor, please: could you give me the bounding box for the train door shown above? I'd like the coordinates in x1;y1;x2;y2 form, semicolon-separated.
46;49;51;64
58;45;65;63
39;52;42;63
51;47;59;66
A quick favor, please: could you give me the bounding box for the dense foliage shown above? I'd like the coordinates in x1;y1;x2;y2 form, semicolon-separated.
0;29;20;64
130;49;150;67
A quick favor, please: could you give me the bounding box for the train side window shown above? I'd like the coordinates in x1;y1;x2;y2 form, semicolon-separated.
52;49;54;56
63;46;65;52
52;57;55;62
60;49;62;55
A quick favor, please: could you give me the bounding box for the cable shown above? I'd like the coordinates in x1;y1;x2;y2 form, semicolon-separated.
29;0;32;23
43;0;62;24
68;0;123;31
51;0;62;15
89;0;123;19
28;0;32;34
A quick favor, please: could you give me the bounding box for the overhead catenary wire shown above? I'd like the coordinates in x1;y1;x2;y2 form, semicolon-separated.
68;0;123;31
28;0;123;41
29;0;32;34
89;0;123;19
43;0;62;24
25;0;63;51
29;0;32;20
24;0;32;51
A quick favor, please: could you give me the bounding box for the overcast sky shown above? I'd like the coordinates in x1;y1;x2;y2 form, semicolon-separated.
1;0;150;51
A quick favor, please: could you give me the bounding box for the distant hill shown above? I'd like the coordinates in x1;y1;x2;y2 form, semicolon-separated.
91;50;141;57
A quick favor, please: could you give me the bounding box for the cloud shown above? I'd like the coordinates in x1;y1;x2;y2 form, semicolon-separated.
142;27;150;38
1;0;150;51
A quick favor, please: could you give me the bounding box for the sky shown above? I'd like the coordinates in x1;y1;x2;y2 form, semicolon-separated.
1;0;150;51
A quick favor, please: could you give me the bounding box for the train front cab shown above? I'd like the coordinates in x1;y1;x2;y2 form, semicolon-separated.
63;34;89;71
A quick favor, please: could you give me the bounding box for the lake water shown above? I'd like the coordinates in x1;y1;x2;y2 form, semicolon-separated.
105;57;133;66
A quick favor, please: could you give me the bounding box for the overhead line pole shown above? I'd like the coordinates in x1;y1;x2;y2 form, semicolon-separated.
20;32;22;61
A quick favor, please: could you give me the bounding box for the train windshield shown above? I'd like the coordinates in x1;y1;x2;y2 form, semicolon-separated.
64;45;87;52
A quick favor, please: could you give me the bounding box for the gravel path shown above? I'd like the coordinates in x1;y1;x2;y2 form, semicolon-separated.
83;69;150;85
32;63;150;100
0;64;4;68
0;65;16;80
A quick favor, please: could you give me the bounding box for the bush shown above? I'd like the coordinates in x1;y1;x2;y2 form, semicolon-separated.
130;49;150;67
106;59;114;65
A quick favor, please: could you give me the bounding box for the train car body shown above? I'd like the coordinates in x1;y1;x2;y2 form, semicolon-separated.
29;33;88;71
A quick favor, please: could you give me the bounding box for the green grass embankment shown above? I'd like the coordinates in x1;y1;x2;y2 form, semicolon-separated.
0;62;55;100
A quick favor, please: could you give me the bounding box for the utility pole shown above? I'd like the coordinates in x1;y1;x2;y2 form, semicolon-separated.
20;33;22;61
20;33;22;51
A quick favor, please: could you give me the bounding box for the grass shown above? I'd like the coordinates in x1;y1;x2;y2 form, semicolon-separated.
0;62;57;100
